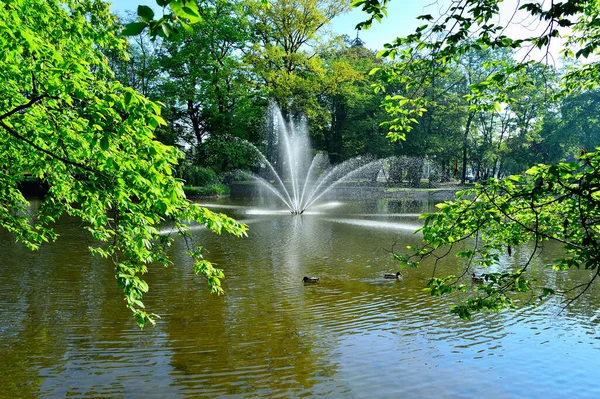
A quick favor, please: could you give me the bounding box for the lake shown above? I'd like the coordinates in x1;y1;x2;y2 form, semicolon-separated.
1;196;599;398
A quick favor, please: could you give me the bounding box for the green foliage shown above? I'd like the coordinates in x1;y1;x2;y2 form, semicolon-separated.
184;184;230;197
361;0;594;142
0;0;246;328
119;0;384;174
317;42;393;162
355;0;600;316
536;89;600;163
245;0;350;119
106;16;163;99
386;156;423;186
198;135;261;175
156;0;265;159
122;0;201;39
117;0;381;178
182;165;219;187
398;153;600;316
352;0;390;30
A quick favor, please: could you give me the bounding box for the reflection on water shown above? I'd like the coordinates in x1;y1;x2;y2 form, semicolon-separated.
324;218;421;231
1;198;599;398
355;213;422;217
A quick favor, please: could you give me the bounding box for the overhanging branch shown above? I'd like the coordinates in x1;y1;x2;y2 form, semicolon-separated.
0;121;108;179
0;95;52;122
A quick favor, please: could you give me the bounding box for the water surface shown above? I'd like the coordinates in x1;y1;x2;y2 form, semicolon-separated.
1;197;599;398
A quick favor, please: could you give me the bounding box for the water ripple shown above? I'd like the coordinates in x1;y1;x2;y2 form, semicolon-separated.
2;199;600;398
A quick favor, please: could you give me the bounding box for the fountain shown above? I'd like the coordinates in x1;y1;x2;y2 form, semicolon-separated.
243;106;384;215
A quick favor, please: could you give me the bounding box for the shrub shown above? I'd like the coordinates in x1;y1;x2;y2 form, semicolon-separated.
182;166;218;187
184;184;230;197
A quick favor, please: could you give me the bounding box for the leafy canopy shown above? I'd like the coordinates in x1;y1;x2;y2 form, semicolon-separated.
356;0;600;316
360;0;596;141
0;0;247;328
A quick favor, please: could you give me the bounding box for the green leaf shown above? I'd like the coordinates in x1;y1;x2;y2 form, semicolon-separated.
182;7;200;18
160;22;174;38
100;136;109;151
124;91;133;106
376;49;388;58
369;67;381;76
137;5;155;22
122;22;147;36
180;21;193;34
170;0;202;23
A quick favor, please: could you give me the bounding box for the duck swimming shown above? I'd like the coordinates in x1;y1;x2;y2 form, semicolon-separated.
303;276;319;283
472;273;484;284
384;272;402;279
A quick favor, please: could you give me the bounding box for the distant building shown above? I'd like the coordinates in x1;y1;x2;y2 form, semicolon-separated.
350;31;365;48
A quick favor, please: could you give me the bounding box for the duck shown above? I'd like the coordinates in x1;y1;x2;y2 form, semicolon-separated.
384;271;402;279
472;272;485;284
303;276;319;283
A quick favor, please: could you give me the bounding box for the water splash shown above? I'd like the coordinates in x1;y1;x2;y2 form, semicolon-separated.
246;105;383;215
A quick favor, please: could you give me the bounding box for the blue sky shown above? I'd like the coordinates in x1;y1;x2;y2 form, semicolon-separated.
108;0;437;51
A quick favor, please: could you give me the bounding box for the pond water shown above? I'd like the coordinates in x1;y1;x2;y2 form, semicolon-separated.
1;196;600;398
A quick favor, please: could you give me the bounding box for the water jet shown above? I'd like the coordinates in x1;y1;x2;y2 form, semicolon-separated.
244;105;384;215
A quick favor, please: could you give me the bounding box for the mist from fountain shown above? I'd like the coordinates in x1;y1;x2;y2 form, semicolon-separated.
244;106;384;215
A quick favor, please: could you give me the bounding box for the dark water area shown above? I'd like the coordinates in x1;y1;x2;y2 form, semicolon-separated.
1;197;600;398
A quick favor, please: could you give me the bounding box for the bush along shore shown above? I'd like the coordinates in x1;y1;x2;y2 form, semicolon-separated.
179;166;231;198
183;184;231;198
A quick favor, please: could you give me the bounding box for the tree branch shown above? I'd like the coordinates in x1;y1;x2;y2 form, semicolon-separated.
0;95;51;121
0;121;108;179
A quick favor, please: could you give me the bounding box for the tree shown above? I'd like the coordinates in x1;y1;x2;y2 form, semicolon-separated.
107;14;162;99
383;58;467;182
317;39;392;162
356;0;600;316
245;0;350;159
106;15;185;146
155;0;265;173
541;88;600;159
0;0;246;328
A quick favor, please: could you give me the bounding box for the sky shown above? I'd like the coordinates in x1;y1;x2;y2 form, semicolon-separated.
108;0;439;51
108;0;569;61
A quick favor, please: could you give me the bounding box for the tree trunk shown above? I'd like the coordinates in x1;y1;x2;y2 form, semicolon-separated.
328;96;346;163
461;112;475;184
187;99;203;149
